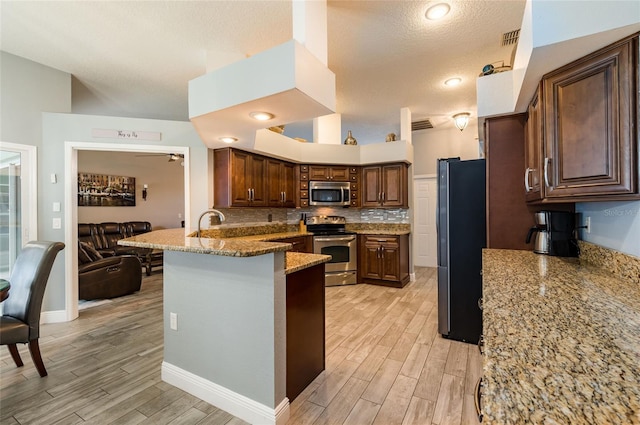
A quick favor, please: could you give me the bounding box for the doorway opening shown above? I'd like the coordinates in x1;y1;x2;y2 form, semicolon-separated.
64;142;190;322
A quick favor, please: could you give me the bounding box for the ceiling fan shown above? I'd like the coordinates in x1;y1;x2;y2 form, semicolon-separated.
135;153;185;162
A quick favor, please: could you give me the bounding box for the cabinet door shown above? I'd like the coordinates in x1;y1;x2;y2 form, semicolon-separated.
359;237;382;280
229;150;252;207
249;154;267;206
282;162;297;208
543;36;636;199
381;164;407;207
361;166;382;207
267;159;283;207
380;237;400;281
309;166;330;181
524;84;543;202
329;166;350;181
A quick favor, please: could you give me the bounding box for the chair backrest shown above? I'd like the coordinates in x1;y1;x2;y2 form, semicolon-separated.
125;221;152;237
99;222;126;248
78;223;101;249
3;241;65;340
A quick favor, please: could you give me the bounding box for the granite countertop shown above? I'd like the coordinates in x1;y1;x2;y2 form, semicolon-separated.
284;252;331;275
482;249;640;424
118;228;291;257
119;229;331;274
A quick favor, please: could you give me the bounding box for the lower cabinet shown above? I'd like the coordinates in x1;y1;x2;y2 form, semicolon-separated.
358;234;409;288
272;235;312;253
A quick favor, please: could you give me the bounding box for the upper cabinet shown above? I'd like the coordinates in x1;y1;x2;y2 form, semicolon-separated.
524;83;543;203
267;159;296;208
361;163;408;208
538;34;638;202
214;148;294;208
308;165;351;182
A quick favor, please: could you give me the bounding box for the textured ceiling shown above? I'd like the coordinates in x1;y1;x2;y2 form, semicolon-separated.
0;0;526;144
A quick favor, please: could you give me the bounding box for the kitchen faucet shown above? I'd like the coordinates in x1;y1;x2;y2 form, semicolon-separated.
196;208;226;237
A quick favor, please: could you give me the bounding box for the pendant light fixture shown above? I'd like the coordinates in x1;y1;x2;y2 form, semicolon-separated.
453;113;470;131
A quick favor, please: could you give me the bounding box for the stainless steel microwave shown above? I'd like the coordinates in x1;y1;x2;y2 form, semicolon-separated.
309;181;350;206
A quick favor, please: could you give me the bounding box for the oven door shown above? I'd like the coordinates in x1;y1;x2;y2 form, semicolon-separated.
313;235;357;273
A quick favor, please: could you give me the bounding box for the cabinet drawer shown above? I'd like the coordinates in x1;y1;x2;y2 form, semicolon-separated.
300;191;309;199
301;181;309;190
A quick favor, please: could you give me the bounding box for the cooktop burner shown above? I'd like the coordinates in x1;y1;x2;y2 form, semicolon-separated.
306;215;353;236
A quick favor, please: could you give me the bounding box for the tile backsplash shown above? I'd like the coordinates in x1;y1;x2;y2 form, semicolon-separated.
213;207;409;225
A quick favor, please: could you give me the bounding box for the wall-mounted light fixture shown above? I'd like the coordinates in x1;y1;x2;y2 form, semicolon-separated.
142;184;148;201
453;113;470;131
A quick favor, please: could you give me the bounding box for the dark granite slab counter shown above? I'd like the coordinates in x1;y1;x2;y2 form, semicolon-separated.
482;249;640;424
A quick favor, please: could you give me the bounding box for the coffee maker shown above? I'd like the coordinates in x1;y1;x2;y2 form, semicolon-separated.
526;211;579;257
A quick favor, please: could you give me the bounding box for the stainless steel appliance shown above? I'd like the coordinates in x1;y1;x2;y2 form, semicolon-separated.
307;216;357;286
526;210;578;257
309;181;350;207
437;158;486;344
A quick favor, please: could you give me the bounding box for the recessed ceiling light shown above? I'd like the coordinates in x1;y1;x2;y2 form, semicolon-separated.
249;111;275;121
219;137;237;144
444;77;462;87
425;3;450;20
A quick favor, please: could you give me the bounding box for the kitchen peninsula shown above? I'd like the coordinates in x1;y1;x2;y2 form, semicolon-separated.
119;228;331;425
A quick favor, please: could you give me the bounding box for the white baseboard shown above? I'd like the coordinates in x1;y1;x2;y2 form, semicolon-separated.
40;309;68;324
162;361;290;425
410;272;416;282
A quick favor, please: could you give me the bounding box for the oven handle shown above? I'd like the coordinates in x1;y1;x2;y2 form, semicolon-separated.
314;236;356;243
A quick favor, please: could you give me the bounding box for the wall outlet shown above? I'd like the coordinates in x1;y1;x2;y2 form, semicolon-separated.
585;216;591;234
170;312;178;330
52;217;61;229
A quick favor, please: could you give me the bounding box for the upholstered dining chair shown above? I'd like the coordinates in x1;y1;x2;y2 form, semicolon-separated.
0;241;65;377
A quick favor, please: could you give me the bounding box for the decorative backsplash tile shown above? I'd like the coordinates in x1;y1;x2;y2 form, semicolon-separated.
579;240;640;285
287;207;410;224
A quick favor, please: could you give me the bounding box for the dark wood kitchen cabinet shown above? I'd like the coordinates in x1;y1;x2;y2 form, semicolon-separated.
358;234;409;288
485;115;573;250
215;148;298;208
524;83;543;203
308;165;350;181
267;159;296;208
361;163;408;208
214;148;267;207
541;34;638;201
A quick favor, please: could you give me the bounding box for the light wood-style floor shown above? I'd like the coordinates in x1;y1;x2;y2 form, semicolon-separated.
0;267;481;425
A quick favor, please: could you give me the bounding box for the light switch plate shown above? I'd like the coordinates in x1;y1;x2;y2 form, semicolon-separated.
53;202;61;212
52;217;62;229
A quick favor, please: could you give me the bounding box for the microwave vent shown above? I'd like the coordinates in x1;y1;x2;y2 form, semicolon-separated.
412;119;434;131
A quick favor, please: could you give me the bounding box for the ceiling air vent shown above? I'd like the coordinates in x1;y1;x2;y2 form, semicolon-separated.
501;29;520;46
412;119;434;131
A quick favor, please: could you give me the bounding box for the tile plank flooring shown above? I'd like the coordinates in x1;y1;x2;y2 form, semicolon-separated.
0;267;481;425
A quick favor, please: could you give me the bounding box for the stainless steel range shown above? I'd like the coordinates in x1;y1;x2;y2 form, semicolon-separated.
306;216;357;286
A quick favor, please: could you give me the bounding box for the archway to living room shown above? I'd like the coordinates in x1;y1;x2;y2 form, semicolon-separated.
64;142;190;321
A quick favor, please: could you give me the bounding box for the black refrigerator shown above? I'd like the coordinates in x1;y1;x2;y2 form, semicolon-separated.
437;158;486;344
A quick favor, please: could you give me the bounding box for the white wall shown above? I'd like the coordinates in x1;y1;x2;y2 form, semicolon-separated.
412;123;481;175
77;151;185;229
41;113;209;313
576;201;640;258
0;52;72;145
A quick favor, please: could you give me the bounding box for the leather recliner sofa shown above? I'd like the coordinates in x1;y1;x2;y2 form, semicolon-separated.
77;221;157;300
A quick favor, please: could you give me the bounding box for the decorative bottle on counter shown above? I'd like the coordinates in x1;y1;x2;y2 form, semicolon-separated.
344;130;357;145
